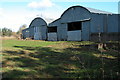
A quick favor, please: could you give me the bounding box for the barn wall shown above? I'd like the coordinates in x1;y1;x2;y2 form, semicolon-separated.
48;19;60;41
90;13;106;33
90;14;119;41
60;7;91;41
29;27;34;39
41;25;47;40
34;25;47;40
22;28;29;39
34;27;41;40
29;18;47;40
67;30;81;41
58;23;67;41
49;19;60;26
107;14;118;32
48;33;57;41
82;21;90;41
61;7;91;23
22;30;26;39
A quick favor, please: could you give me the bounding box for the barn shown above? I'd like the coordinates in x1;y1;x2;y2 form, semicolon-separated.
28;17;47;40
48;5;119;41
22;28;30;39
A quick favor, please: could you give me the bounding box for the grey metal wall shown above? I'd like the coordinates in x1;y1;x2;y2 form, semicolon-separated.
82;21;90;41
90;13;106;33
60;6;91;41
58;23;67;41
61;6;91;23
67;30;81;41
29;27;34;39
29;17;47;40
107;14;119;33
90;13;119;41
22;28;29;39
48;19;61;41
48;6;119;41
48;33;57;41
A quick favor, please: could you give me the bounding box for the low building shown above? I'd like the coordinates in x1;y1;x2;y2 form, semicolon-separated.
22;28;30;39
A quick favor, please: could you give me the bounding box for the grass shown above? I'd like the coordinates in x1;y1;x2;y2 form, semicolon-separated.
1;38;120;79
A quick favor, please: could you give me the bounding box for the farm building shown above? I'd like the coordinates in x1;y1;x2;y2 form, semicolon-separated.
22;28;30;39
22;17;47;40
22;5;119;41
48;6;120;41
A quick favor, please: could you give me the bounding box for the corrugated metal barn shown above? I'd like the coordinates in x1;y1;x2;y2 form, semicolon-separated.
22;28;30;39
48;6;120;41
22;5;119;41
27;17;47;40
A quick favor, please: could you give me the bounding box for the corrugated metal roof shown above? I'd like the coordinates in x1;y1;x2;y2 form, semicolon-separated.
86;7;113;14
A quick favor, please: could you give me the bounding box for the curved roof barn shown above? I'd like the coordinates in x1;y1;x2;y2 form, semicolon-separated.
29;17;47;28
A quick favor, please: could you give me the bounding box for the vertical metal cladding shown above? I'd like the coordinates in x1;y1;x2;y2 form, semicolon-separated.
28;17;47;40
22;5;119;41
22;28;30;39
57;6;91;41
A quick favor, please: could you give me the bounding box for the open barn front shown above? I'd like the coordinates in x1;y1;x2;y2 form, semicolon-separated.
67;21;82;41
47;27;57;41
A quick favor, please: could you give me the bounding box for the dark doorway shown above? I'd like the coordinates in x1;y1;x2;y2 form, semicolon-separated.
48;26;57;33
68;21;82;31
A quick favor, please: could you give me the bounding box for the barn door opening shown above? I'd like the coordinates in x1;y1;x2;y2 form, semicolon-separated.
67;21;82;41
48;26;57;41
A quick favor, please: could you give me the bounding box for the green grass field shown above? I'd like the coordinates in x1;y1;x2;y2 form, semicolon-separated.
1;39;119;79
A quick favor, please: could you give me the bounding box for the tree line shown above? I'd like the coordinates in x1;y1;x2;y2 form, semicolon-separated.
0;24;27;38
0;28;12;37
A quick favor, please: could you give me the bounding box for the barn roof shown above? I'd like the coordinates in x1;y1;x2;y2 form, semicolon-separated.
29;17;47;28
86;7;113;14
22;28;29;32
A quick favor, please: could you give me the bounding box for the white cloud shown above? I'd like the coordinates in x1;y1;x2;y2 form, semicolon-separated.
28;0;54;9
0;11;36;32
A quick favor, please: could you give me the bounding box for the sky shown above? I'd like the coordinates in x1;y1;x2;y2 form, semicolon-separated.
0;0;119;32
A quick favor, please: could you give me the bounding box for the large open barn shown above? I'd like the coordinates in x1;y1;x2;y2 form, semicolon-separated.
22;5;120;41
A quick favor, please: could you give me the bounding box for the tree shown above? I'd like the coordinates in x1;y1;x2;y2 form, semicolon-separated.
17;24;27;35
1;28;12;36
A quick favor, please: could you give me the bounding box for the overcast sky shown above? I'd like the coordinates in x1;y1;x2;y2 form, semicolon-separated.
0;0;119;32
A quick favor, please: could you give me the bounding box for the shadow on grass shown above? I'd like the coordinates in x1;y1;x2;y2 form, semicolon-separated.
2;43;120;79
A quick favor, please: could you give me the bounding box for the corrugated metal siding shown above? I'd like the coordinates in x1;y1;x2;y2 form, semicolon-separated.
86;7;113;14
48;33;57;41
107;14;119;33
48;19;60;41
90;14;105;33
82;21;90;41
29;27;34;38
60;7;91;41
67;30;81;41
29;18;47;40
61;7;91;23
22;28;29;39
41;25;47;40
58;23;67;41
